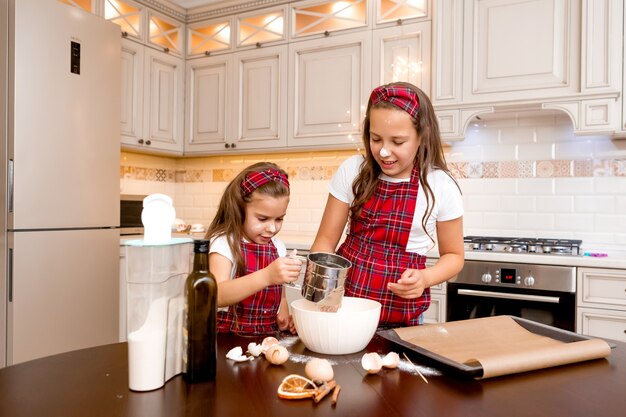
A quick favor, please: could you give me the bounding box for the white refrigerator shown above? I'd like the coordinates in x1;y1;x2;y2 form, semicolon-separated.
1;0;121;366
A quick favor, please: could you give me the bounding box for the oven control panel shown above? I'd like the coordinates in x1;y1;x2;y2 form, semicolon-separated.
451;261;576;293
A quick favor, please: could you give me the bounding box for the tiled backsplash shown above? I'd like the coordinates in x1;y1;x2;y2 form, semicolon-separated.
120;111;626;250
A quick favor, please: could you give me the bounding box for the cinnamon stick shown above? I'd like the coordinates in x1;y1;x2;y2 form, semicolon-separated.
313;380;337;403
331;384;341;406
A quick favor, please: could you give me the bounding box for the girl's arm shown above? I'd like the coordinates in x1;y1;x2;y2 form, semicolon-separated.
389;216;464;298
423;216;465;286
276;289;296;334
310;194;350;253
210;252;302;307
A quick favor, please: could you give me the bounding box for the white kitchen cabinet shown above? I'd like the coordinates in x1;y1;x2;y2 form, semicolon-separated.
142;47;185;154
432;0;624;140
120;38;144;147
290;0;368;39
121;44;184;154
187;17;233;58
462;0;580;101
236;6;287;48
577;267;626;341
374;0;429;26
423;281;446;324
103;0;146;43
372;21;431;93
288;31;371;149
147;10;184;56
578;308;626;343
185;44;288;154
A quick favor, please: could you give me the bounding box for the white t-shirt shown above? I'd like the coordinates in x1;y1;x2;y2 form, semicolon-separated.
329;155;463;255
209;234;287;280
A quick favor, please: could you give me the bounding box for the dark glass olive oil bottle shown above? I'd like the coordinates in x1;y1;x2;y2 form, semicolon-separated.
183;239;217;382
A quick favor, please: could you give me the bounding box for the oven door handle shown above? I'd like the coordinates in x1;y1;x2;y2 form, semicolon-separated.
457;289;561;304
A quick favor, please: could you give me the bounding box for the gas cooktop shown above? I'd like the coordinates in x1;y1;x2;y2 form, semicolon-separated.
464;236;582;256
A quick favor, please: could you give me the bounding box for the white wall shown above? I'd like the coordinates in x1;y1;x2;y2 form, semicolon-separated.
120;111;626;250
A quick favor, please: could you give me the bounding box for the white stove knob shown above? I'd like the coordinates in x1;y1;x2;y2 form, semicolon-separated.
481;272;492;283
524;275;535;287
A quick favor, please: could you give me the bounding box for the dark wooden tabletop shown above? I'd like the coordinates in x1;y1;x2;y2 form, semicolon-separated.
1;332;624;417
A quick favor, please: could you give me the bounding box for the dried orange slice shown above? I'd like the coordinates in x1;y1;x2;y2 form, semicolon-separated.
277;374;318;399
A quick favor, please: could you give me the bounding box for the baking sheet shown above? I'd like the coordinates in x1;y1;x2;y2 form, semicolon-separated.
378;316;613;379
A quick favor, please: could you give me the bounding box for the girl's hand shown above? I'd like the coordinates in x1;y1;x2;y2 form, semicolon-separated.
277;312;296;334
387;268;427;299
266;257;303;286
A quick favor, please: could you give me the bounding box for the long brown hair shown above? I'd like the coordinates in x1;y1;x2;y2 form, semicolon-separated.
205;162;290;276
351;82;458;243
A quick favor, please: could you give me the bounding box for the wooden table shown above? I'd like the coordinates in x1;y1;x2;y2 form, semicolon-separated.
1;333;624;417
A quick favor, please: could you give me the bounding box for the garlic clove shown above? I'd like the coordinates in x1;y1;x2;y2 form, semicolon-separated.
381;352;400;369
361;352;383;374
265;344;289;365
304;358;334;383
247;342;263;357
226;346;249;362
261;336;280;353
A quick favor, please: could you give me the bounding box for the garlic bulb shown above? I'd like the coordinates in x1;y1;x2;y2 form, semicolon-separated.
265;344;289;365
304;358;334;383
247;342;263;357
226;346;250;362
361;352;383;374
261;336;280;353
381;352;400;369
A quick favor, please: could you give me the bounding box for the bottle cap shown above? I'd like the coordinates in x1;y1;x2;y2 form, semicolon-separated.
194;239;210;253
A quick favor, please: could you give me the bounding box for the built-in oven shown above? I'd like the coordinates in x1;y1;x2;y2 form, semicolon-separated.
447;260;577;332
120;195;146;235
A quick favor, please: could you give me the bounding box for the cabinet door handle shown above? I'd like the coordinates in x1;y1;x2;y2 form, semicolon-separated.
145;140;151;145
225;143;230;149
231;143;236;148
8;159;13;213
138;139;144;144
8;248;13;302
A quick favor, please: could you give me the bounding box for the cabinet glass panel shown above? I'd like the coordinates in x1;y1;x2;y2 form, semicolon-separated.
149;14;182;54
104;0;142;39
238;11;285;47
58;0;93;13
188;20;232;56
377;0;427;23
293;0;367;37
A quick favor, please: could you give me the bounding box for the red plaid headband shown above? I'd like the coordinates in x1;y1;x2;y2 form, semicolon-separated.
240;168;289;196
370;85;420;120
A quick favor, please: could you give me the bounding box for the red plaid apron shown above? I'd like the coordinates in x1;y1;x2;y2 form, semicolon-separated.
217;240;281;335
337;164;428;327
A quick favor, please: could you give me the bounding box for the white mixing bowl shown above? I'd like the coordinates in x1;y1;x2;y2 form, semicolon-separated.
291;297;382;355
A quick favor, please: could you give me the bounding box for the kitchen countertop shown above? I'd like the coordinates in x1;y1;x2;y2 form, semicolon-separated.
120;234;626;269
0;333;624;417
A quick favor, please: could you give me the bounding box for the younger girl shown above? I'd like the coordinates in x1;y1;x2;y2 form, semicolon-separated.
206;162;302;335
311;82;464;328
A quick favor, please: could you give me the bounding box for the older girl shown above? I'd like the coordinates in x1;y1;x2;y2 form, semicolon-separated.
311;82;464;328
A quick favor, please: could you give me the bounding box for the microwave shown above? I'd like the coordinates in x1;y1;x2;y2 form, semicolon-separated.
120;195;146;235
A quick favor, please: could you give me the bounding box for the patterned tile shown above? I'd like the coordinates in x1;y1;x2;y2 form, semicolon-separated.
573;160;594;177
536;161;554;178
310;166;325;180
120;157;620;182
482;162;498;178
593;159;612;177
299;166;311;180
466;162;483;178
499;161;519;178
448;162;467;179
552;160;572;177
518;161;534;178
324;167;337;180
613;159;626;177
